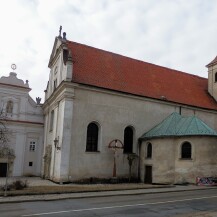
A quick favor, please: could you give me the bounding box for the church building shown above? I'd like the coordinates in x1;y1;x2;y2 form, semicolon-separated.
42;30;217;184
0;71;44;177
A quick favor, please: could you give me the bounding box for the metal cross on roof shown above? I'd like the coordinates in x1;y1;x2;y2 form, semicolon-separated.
59;25;62;37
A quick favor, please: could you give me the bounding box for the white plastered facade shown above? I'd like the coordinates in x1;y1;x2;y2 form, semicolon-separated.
0;72;44;177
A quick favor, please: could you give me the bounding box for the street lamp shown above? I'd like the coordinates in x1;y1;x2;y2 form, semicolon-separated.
54;137;61;150
108;139;124;178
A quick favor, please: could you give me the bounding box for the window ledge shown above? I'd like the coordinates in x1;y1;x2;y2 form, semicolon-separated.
85;151;100;153
179;158;192;160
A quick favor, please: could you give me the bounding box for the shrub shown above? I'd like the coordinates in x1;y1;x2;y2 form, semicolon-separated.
10;180;28;190
73;177;139;184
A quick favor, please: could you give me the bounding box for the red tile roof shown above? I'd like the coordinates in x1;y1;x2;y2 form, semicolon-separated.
67;40;217;110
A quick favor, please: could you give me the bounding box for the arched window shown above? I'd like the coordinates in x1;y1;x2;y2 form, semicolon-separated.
6;100;13;113
181;142;192;159
147;143;152;158
86;123;98;152
215;72;217;82
124;126;133;153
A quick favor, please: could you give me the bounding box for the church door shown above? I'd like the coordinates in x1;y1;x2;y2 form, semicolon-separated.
144;165;152;184
0;163;7;177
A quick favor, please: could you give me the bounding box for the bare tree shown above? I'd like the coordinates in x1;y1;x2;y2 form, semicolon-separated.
127;153;138;182
0;109;9;147
0;108;15;196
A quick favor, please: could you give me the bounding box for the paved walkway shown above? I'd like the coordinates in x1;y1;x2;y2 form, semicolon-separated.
0;177;216;204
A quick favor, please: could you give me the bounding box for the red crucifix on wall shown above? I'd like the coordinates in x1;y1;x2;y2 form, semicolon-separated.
108;139;124;178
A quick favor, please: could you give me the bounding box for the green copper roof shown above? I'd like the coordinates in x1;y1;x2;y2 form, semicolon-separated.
140;112;217;140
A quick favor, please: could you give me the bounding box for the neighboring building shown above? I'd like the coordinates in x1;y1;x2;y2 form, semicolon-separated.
42;31;217;184
0;72;44;177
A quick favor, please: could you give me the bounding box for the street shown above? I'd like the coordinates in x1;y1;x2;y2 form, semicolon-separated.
0;188;217;217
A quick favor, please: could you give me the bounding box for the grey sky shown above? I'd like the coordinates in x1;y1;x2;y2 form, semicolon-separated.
0;0;217;101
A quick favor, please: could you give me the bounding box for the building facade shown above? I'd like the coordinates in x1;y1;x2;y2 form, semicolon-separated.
0;72;44;177
42;32;217;184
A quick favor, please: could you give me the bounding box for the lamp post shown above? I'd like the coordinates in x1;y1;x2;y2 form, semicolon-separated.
52;137;60;179
108;139;124;178
54;137;61;150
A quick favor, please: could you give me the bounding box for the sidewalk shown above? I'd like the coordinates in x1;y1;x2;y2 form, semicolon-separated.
0;177;216;204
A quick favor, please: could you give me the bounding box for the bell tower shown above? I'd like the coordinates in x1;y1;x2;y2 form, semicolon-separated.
206;56;217;101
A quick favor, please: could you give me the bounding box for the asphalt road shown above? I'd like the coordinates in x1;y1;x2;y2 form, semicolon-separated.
1;188;217;217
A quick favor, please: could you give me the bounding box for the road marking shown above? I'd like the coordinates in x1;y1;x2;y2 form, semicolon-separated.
21;195;217;216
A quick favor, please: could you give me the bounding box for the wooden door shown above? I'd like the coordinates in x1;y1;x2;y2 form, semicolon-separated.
0;163;7;177
145;165;152;184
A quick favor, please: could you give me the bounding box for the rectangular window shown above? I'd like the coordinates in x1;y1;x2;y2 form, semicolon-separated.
49;110;54;131
29;162;33;167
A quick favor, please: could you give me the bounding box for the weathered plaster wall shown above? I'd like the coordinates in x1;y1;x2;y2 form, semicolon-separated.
140;138;176;184
140;137;217;184
68;85;217;181
174;137;217;184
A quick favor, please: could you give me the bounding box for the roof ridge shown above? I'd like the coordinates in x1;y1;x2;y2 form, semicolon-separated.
67;40;206;80
176;116;186;135
170;112;181;135
140;112;180;138
196;116;216;134
194;116;200;134
140;113;217;140
185;116;195;134
161;113;175;135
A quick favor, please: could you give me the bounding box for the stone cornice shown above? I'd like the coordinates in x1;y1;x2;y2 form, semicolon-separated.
43;80;217;115
0;82;31;92
43;81;76;113
74;82;217;115
6;119;44;126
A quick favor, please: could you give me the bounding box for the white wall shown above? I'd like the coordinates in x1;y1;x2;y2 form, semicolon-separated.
0;73;44;177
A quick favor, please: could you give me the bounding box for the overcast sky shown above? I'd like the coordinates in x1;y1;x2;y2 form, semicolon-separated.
0;0;217;102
